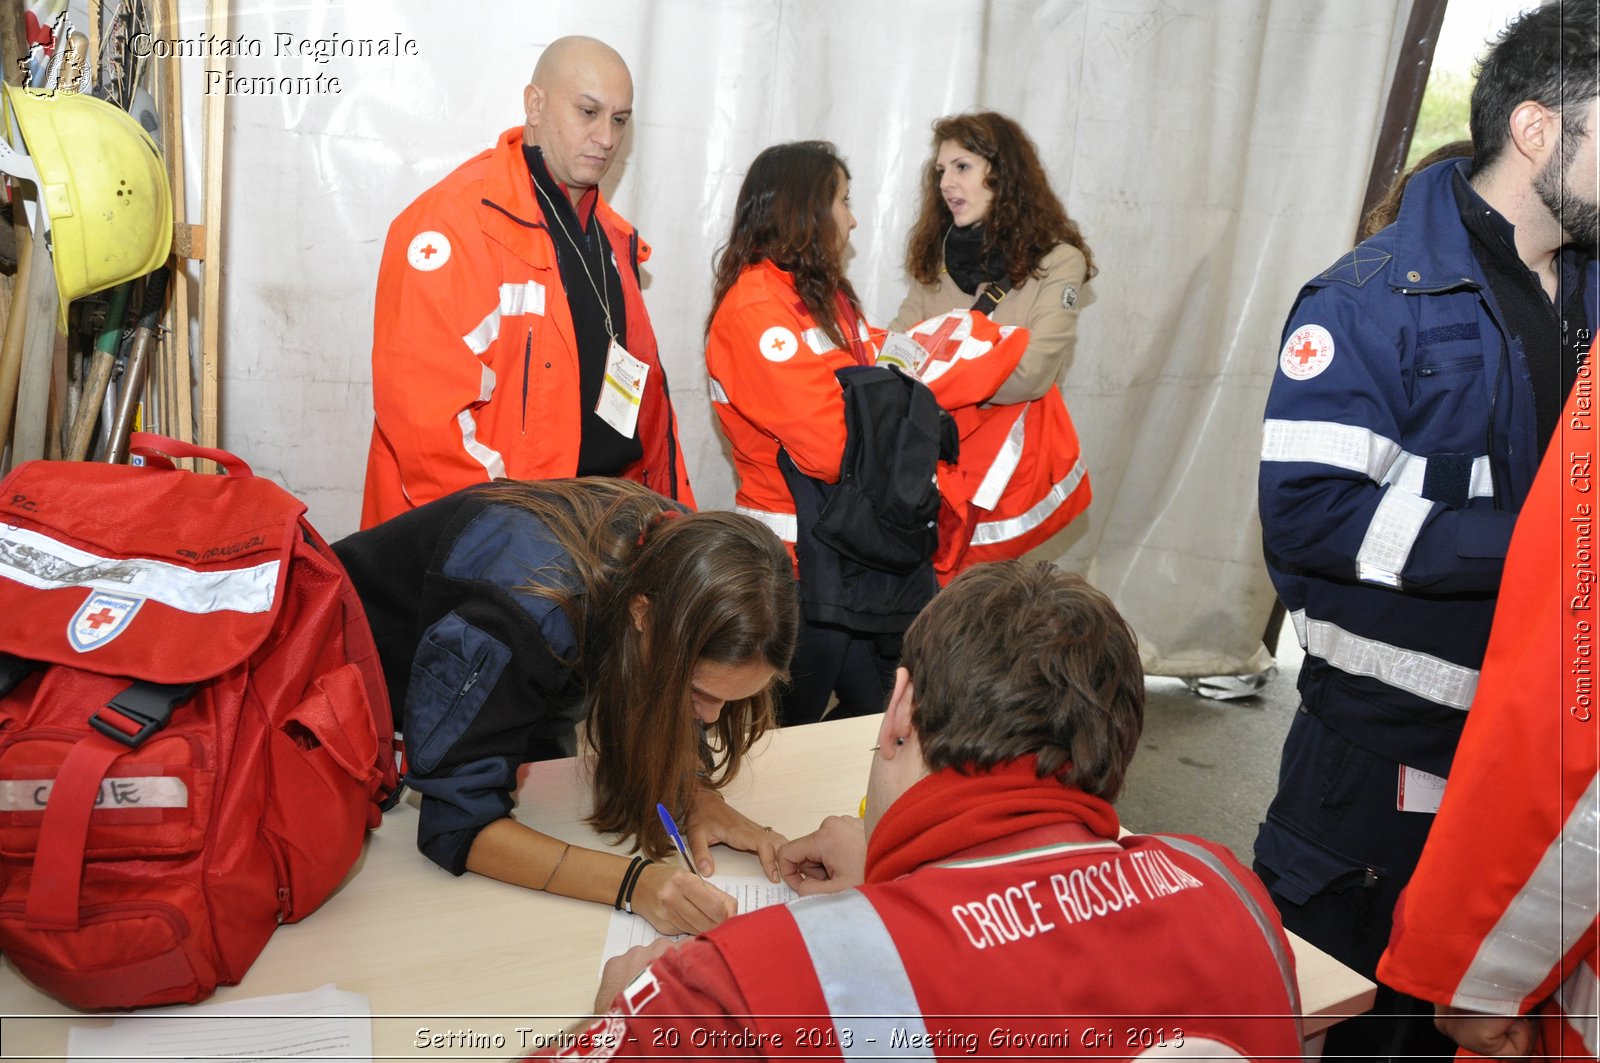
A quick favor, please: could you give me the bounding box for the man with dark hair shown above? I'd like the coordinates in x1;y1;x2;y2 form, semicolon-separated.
536;562;1304;1060
1256;3;1599;1057
360;36;694;529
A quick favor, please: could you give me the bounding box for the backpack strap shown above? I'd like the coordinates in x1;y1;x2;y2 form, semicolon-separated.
970;280;1012;316
25;680;194;930
89;680;196;747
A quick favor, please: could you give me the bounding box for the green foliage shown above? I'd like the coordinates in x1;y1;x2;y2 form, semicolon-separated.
1406;70;1473;168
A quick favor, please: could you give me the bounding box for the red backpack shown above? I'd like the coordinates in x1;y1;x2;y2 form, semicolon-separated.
0;435;398;1008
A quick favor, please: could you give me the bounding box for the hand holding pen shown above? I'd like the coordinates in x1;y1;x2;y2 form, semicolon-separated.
609;802;730;934
656;803;704;878
626;825;737;935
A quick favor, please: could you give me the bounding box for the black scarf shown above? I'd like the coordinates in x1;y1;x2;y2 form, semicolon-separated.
943;223;1008;295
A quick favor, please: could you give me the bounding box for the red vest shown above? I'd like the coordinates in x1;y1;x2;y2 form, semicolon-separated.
708;832;1302;1060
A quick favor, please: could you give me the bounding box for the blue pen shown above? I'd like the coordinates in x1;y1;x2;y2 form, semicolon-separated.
656;802;704;879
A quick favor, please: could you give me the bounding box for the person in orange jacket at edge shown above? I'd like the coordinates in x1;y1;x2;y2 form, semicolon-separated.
1380;342;1600;1060
360;35;694;527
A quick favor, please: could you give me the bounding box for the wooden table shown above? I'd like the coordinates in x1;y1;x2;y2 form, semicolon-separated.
0;714;1374;1059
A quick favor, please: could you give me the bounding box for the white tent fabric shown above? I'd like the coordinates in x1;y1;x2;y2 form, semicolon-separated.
182;0;1413;676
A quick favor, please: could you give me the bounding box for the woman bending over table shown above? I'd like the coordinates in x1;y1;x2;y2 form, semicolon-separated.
333;477;797;934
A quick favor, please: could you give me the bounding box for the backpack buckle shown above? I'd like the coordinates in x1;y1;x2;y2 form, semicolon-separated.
89;681;195;748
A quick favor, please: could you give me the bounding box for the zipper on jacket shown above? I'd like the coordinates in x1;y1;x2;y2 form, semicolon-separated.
410;647;492;774
456;657;486;702
521;331;532;432
1488;332;1509;508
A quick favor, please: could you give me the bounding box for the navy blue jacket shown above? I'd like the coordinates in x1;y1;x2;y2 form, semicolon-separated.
334;488;585;874
1259;159;1599;775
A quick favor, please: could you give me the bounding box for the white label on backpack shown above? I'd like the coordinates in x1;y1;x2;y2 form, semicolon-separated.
0;776;190;810
68;591;143;652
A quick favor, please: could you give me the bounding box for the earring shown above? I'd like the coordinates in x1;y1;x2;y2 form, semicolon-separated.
895;737;905;746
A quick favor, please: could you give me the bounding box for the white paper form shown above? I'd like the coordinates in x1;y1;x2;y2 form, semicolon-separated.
599;875;798;974
67;983;371;1062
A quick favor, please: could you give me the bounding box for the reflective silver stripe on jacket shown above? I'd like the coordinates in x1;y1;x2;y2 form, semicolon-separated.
970;459;1088;546
455;402;506;480
972;407;1026;510
1262;418;1400;479
788;890;932;1059
462;280;548;355
1453;774;1599;1014
1260;418;1493;497
1156;836;1305;1051
1356;487;1433;588
1290;609;1478;710
735;505;797;543
1556;960;1600;1056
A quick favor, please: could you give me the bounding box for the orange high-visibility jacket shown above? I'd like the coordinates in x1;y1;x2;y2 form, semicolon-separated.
896;306;1089;578
361;127;694;527
1379;365;1600;1059
704;261;874;552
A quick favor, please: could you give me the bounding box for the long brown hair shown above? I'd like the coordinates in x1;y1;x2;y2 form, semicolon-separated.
904;112;1095;288
475;479;797;857
707;140;862;350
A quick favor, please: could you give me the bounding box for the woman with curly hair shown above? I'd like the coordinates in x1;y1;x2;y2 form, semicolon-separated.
703;141;896;726
334;477;797;934
893;111;1095;574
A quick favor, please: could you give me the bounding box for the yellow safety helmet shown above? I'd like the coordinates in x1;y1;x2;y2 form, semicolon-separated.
3;85;172;332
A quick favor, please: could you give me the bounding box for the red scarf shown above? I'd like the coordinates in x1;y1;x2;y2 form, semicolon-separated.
866;756;1121;884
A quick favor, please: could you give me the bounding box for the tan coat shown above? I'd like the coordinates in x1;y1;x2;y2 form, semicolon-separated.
890;242;1090;405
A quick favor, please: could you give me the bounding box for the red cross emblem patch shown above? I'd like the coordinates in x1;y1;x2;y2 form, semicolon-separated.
759;325;799;363
68;591;144;653
406;230;451;272
1280;324;1335;381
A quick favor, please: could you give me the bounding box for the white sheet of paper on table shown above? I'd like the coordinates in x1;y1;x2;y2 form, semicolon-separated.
66;982;372;1061
599;875;799;975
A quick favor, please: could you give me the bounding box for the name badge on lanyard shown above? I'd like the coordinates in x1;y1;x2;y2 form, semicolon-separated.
596;339;649;439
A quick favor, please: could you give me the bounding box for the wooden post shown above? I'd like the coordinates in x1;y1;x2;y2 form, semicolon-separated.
0;0;26;465
87;0;100;84
155;0;194;461
199;0;225;456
